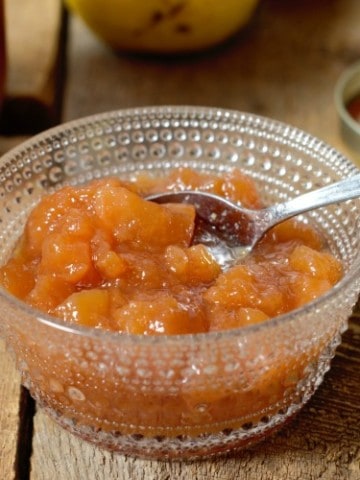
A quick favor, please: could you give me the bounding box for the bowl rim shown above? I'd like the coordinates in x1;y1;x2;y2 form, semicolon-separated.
0;105;359;345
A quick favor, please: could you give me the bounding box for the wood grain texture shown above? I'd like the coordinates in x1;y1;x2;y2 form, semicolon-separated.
0;340;21;480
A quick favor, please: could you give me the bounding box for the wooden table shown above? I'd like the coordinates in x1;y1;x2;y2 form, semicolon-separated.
0;1;359;478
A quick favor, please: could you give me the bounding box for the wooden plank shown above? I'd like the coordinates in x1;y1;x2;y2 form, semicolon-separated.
0;0;67;134
30;315;360;480
0;135;32;480
0;340;22;480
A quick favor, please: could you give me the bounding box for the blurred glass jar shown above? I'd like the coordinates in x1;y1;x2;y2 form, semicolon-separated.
334;61;360;165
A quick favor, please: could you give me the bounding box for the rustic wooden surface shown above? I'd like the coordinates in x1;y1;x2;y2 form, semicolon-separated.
0;340;21;479
0;0;360;479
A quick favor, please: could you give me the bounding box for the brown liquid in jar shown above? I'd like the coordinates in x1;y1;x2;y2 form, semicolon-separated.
346;93;360;123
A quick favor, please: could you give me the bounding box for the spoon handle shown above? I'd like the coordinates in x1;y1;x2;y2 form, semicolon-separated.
268;173;360;224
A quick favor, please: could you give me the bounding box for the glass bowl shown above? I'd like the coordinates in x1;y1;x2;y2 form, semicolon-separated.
0;106;359;460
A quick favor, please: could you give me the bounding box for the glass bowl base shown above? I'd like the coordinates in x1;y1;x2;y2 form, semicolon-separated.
40;402;303;460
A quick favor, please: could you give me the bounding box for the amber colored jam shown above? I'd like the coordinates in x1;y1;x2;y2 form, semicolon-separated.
0;168;345;449
0;167;342;335
346;93;360;122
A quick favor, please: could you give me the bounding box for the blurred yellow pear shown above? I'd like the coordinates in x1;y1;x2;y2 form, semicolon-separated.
65;0;260;53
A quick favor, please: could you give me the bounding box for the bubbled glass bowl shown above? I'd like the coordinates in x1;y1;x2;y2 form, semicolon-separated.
0;106;360;460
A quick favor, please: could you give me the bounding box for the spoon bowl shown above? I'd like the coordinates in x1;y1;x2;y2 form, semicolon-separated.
147;173;360;267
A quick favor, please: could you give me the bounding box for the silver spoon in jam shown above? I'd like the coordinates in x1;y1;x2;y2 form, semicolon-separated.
147;173;360;269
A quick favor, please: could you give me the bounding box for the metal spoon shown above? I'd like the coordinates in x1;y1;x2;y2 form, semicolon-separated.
147;173;360;269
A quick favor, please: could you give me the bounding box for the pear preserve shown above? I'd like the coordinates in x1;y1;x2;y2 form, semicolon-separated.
0;167;342;335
